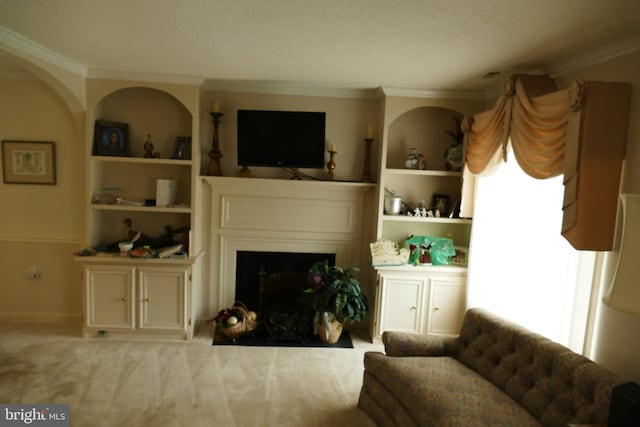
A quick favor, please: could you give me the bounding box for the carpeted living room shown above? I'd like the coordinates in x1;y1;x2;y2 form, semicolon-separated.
0;322;383;426
2;2;640;427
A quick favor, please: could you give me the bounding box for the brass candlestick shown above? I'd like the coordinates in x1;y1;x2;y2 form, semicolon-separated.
207;112;223;176
326;150;337;181
362;138;374;183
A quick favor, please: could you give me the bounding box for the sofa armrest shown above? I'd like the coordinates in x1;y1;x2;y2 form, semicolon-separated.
382;331;458;357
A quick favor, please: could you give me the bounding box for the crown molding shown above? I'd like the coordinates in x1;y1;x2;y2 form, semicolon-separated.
381;86;486;100
0;26;87;77
202;79;380;99
543;32;640;78
87;68;204;86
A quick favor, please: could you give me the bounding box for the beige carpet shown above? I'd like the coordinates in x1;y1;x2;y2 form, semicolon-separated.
0;322;383;427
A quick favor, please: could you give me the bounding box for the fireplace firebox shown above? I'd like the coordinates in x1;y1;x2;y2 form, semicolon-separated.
235;251;336;341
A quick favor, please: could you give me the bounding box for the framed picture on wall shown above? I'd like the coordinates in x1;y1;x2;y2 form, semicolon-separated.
1;140;56;185
93;121;130;156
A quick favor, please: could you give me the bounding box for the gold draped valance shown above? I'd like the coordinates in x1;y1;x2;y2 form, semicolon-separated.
461;76;631;253
463;74;571;179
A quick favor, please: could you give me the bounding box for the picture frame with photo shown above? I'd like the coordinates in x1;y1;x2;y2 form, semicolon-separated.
171;136;192;160
1;140;56;185
431;193;450;217
93;121;130;156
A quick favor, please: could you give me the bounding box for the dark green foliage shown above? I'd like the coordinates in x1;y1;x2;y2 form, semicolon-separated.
305;260;369;324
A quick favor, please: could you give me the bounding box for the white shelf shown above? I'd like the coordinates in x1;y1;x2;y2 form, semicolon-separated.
385;168;462;177
382;214;471;224
374;264;468;273
91;156;191;166
75;250;203;266
91;204;191;214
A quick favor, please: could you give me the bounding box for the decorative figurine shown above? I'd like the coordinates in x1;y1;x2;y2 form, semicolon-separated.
143;134;155;158
123;217;141;243
405;147;419;169
419;243;432;265
418;153;427;170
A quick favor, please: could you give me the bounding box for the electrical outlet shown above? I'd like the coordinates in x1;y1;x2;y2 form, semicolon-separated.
25;266;41;280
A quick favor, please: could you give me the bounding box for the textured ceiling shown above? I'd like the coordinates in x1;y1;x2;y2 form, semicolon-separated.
1;0;640;91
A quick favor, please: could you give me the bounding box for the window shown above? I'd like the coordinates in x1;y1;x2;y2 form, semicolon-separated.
466;147;594;352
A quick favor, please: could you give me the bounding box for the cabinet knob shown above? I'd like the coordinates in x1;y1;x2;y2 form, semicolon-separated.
433;306;440;311
144;298;150;302
410;306;417;310
121;297;126;302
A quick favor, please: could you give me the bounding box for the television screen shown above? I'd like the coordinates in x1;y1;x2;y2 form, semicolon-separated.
237;110;326;169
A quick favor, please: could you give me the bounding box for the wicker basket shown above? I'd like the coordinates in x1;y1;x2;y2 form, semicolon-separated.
220;303;257;340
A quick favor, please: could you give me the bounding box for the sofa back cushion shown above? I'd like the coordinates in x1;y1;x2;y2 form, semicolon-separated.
454;308;621;427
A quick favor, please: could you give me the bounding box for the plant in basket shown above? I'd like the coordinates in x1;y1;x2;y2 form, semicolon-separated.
304;260;368;343
209;302;257;341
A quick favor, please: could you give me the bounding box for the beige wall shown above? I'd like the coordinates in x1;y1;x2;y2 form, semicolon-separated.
556;50;640;382
202;90;382;182
0;76;84;320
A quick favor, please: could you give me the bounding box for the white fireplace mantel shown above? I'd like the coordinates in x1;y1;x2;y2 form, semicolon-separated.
202;176;376;313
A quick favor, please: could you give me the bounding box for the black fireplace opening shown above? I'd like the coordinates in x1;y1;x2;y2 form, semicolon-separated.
235;250;336;309
235;250;336;341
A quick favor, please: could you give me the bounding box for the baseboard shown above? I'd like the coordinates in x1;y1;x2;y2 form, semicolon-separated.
0;312;82;325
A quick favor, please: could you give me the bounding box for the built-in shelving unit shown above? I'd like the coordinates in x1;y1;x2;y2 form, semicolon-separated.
370;94;485;340
76;80;201;340
376;104;475;250
82;84;198;256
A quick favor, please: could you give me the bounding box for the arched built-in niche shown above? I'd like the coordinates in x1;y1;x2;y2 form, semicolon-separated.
94;87;192;158
387;106;462;171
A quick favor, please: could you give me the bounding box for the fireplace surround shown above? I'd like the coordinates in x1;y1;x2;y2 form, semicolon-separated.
203;177;375;318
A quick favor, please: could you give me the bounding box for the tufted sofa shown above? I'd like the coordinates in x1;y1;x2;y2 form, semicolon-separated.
358;308;624;427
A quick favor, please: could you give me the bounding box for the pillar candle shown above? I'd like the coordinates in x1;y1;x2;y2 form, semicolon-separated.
329;143;337;152
367;126;374;139
213;102;220;112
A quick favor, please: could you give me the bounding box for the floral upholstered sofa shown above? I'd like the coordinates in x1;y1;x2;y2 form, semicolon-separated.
358;308;623;427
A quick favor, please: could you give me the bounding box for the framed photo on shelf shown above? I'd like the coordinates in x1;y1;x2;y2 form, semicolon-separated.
431;193;450;217
171;136;191;160
1;140;56;185
93;121;129;156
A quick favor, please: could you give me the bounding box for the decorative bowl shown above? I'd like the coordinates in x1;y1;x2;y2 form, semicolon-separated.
118;241;133;255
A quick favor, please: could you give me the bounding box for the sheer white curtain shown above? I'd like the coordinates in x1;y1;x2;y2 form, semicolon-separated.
466;146;594;352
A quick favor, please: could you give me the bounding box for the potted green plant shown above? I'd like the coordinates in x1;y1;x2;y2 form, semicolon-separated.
305;260;369;343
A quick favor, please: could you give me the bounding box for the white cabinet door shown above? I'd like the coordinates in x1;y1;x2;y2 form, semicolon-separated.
427;276;466;336
137;267;188;331
377;274;427;336
85;266;135;329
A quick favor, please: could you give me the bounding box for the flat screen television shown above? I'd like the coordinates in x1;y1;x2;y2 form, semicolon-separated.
237;109;326;169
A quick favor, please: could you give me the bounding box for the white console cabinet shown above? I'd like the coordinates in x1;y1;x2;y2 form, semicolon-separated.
84;264;192;339
374;267;466;338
